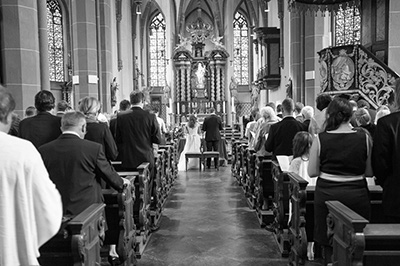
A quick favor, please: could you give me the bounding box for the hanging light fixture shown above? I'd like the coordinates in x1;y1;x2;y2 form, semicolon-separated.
264;0;269;12
135;1;142;15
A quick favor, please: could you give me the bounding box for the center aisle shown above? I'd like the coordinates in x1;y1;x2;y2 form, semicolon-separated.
140;165;287;266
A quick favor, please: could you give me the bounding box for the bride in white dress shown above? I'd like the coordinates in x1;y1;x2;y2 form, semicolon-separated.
178;115;202;171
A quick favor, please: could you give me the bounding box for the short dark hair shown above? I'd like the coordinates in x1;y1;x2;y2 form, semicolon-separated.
130;91;144;105
315;93;332;111
119;99;131;111
266;102;276;111
277;104;282;112
357;99;370;109
295;102;304;113
209;107;215;113
282;98;295;113
0;86;16;123
153;106;160;113
35;90;55;112
57;100;70;112
25;106;36;117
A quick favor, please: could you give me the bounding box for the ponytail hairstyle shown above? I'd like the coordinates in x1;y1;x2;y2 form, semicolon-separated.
324;97;353;131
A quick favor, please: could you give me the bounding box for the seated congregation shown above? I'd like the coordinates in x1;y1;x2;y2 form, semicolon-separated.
0;87;179;265
232;89;400;265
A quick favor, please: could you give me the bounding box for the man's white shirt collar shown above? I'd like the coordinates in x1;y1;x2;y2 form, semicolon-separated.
62;131;81;138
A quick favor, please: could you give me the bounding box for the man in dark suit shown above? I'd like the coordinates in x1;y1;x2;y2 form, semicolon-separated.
19;90;62;148
39;112;128;217
265;98;306;159
115;91;161;221
372;83;400;223
202;107;223;168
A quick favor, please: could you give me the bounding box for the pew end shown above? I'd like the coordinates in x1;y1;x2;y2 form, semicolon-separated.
327;200;400;266
38;203;106;266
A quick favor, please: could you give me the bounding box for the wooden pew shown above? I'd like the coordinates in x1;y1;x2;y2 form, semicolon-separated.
287;172;314;265
271;160;291;257
159;144;175;195
238;144;249;186
244;148;256;209
117;163;151;258
254;155;274;227
102;176;137;266
326;201;400;266
287;173;384;265
231;140;247;184
38;204;106;266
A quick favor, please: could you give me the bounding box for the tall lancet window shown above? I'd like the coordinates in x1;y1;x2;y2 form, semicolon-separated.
149;13;166;87
233;12;249;85
47;0;65;82
334;5;361;45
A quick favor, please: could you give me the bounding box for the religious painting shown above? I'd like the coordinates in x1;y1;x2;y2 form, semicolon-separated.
331;50;355;90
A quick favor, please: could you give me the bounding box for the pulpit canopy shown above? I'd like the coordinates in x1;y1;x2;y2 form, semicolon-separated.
288;0;360;14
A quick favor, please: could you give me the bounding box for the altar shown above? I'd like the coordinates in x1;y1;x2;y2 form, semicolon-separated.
172;9;229;124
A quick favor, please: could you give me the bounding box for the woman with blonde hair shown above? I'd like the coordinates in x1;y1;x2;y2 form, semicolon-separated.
253;106;280;156
78;97;118;162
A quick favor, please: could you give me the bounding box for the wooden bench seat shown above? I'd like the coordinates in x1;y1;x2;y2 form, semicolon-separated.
102;175;136;265
38;204;106;266
185;151;220;171
287;172;384;265
327;200;400;266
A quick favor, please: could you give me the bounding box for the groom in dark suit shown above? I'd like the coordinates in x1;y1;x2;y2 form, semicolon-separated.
39;112;127;217
202;107;223;168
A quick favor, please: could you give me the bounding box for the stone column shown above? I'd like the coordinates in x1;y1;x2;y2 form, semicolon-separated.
99;0;112;111
289;11;305;102
71;0;99;98
1;0;41;115
37;0;50;91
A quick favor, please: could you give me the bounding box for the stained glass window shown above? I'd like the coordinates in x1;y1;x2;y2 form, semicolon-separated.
149;13;166;87
334;5;361;46
47;0;64;82
233;12;249;85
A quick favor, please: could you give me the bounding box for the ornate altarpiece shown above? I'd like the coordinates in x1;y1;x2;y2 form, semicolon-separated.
173;12;229;123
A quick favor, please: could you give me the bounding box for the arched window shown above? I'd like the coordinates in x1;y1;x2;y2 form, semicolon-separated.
233;12;249;85
334;5;361;46
149;13;166;87
47;0;65;82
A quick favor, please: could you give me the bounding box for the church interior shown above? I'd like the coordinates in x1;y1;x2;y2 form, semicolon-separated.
1;0;400;265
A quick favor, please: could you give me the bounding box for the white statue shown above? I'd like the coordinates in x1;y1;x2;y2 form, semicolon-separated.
195;62;206;88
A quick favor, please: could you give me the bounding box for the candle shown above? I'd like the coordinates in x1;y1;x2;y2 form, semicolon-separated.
223;101;225;113
169;98;172;110
231;97;235;113
177;103;180;114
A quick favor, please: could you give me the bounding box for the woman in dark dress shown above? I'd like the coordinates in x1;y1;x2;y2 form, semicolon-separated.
78;97;118;161
308;97;372;261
